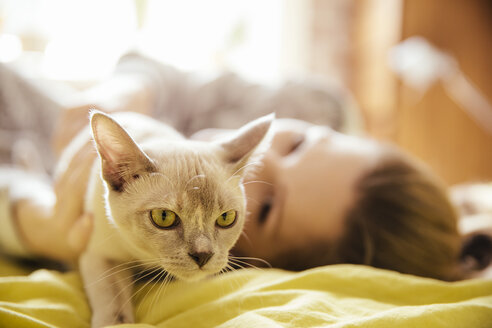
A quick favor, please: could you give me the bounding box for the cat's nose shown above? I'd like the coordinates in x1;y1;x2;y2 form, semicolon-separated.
188;251;214;268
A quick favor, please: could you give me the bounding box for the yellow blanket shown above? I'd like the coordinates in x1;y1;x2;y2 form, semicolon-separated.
0;256;491;328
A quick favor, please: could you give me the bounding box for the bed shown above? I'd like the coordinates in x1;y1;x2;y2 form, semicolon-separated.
1;255;491;328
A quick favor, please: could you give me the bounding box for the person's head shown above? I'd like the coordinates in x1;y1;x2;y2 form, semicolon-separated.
233;119;463;281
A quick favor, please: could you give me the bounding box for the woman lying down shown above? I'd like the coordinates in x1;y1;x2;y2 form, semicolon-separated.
2;115;491;281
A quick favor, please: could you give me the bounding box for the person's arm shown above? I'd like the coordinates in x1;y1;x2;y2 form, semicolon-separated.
0;151;94;262
83;52;361;137
0;62;96;261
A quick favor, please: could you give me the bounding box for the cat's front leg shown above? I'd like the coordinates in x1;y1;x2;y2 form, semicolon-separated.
80;252;135;328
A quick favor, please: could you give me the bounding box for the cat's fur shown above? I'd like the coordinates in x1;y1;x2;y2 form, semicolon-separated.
73;111;272;327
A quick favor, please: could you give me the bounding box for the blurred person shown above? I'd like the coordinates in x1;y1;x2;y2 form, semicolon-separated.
0;54;489;281
0;63;61;172
195;119;468;281
0;53;356;260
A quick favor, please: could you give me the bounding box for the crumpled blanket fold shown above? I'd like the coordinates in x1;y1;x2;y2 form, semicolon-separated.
0;258;491;328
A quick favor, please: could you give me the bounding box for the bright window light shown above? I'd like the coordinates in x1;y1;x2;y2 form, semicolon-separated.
139;0;282;82
0;0;288;82
0;34;22;62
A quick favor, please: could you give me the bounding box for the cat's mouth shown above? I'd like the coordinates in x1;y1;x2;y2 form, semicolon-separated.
162;263;224;282
168;268;217;282
135;265;215;283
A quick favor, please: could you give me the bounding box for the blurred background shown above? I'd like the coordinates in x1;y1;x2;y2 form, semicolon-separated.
0;0;491;186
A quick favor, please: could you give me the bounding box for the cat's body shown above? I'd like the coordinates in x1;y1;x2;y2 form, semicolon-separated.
59;111;272;327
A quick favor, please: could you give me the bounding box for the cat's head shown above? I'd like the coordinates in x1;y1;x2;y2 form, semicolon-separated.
90;111;273;281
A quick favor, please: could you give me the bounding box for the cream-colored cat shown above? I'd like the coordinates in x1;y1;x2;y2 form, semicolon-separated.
75;111;272;327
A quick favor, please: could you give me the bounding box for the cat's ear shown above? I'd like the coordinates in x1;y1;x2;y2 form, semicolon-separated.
90;110;156;192
217;113;274;176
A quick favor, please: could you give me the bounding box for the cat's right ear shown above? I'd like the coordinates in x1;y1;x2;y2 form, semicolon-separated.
90;111;156;192
217;113;274;177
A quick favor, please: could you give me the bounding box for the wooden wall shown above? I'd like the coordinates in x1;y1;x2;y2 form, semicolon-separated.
395;0;492;185
310;0;492;185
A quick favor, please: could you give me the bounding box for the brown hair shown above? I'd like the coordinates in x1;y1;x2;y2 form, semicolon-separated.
337;151;463;281
269;148;464;281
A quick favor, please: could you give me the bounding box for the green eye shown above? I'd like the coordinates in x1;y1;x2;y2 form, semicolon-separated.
150;209;179;229
216;210;237;228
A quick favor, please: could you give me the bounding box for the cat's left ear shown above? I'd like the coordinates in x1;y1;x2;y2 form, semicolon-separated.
90;110;156;192
217;113;274;176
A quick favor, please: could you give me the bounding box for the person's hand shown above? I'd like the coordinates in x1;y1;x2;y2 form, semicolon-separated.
17;205;93;261
16;140;96;261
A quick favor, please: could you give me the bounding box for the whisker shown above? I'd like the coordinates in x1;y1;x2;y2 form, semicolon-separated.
135;268;167;318
218;263;241;293
242;180;273;187
111;266;162;306
239;231;253;247
226;161;262;182
245;196;262;207
112;266;164;322
229;256;272;268
228;260;248;273
148;272;172;318
216;264;240;299
217;265;234;276
149;172;176;188
108;268;154;288
184;174;206;188
223;264;238;274
90;259;162;287
229;257;268;271
229;258;257;269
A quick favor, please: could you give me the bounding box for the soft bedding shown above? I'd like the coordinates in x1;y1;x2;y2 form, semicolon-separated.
0;256;491;328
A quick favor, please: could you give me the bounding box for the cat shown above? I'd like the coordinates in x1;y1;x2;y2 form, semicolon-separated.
75;111;273;327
